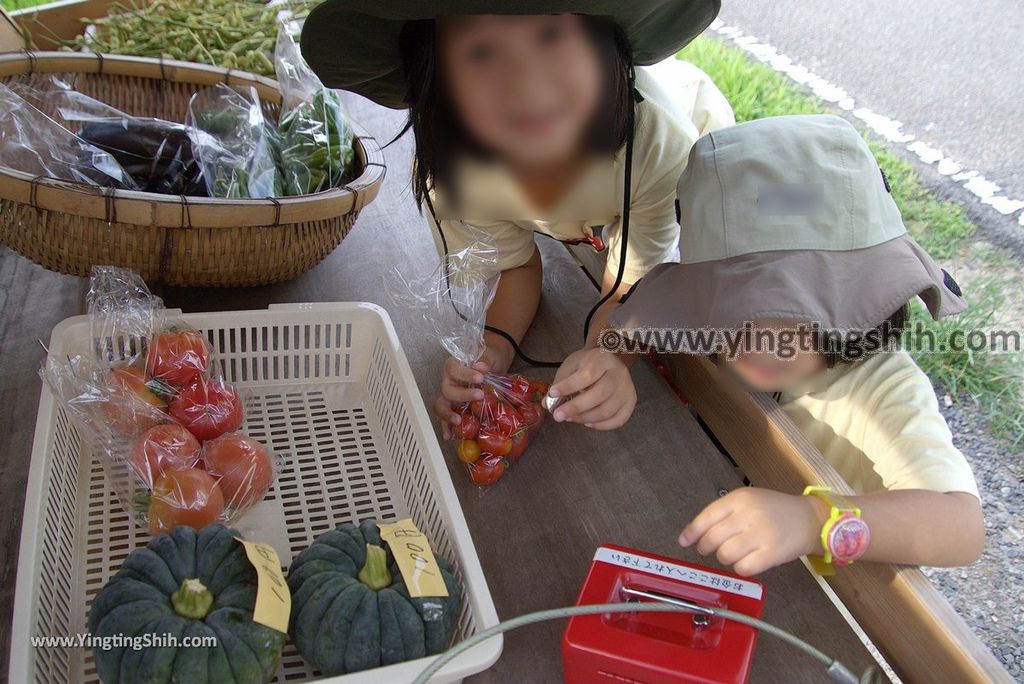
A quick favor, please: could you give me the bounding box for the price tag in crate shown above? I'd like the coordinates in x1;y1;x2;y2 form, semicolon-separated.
563;544;766;684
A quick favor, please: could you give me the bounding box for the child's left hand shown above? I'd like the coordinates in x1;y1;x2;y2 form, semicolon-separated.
548;347;636;430
678;487;828;576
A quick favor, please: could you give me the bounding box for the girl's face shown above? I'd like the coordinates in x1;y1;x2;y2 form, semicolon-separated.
721;320;827;392
437;14;605;169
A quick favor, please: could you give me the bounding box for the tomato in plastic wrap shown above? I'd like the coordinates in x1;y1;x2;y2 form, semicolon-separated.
102;365;166;434
468;455;506;486
203;433;275;509
147;468;225;535
449;372;549;487
129;422;202;487
146;329;211;387
169;378;243;442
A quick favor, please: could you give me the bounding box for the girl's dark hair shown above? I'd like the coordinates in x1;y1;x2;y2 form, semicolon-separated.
396;15;635;207
818;304;910;367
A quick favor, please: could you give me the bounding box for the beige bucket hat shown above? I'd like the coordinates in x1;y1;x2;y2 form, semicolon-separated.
611;114;966;333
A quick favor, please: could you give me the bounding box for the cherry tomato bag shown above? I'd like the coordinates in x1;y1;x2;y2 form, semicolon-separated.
389;237;549;488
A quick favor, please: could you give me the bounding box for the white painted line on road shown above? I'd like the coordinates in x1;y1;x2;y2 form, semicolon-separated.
708;20;1024;225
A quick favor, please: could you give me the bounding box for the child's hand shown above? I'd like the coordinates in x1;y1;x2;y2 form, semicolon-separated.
679;487;828;576
433;346;509;439
434;358;488;440
548;347;636;430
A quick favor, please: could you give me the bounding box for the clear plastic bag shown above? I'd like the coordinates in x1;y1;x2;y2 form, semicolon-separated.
274;20;355;195
0;83;137;189
388;239;549;487
41;267;279;534
187;84;282;198
11;77;204;195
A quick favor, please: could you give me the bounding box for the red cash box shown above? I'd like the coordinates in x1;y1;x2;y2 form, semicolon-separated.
563;544;766;684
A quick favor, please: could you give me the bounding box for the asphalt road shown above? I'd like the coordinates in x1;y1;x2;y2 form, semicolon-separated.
716;0;1024;241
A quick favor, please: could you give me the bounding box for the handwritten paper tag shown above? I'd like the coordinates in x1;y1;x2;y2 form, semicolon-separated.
236;538;291;633
378;518;449;598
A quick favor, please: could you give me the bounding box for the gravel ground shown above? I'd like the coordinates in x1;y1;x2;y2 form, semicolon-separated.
926;389;1024;680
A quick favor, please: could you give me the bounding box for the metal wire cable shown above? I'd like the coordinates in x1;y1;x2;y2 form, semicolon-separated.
413;602;885;684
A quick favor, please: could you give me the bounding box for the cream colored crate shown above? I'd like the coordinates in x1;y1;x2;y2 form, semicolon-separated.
11;303;501;684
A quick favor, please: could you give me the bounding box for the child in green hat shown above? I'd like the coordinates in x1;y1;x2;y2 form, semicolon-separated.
302;1;734;434
612;114;984;575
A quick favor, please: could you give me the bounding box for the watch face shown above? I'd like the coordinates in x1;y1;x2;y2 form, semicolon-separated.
827;515;870;563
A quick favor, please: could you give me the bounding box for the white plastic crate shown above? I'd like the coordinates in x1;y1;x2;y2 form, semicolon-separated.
11;302;502;684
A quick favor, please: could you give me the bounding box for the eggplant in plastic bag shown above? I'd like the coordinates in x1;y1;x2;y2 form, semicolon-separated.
78;117;207;196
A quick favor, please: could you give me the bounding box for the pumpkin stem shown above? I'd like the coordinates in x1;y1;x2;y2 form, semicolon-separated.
358;544;392;591
171;578;214;619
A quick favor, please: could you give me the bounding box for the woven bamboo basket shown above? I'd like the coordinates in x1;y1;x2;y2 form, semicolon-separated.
0;51;386;287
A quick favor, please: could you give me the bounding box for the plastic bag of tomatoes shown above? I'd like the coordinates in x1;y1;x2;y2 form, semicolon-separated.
388;239;551;488
41;266;279;534
452;373;548;486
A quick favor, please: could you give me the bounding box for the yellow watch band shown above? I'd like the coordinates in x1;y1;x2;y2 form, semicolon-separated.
803;486;864;576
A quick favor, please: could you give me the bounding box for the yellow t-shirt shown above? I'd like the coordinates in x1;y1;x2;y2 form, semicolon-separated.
780;350;980;498
426;61;736;282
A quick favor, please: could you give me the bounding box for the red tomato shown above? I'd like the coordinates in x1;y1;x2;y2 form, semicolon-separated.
477;430;512;457
203;434;274;509
454;414;480;440
526;378;550;403
519;402;543;431
504;374;533;401
470;392;501;421
146;329;211;387
469;456;506;486
103;365;166;434
147;468;224;536
456;439;481;464
130;423;202;487
506;431;529;462
169;378;243;442
493;404;523;437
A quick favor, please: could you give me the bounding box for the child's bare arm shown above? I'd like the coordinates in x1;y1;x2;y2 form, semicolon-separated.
836;489;984;566
480;246;543;372
678;486;983;576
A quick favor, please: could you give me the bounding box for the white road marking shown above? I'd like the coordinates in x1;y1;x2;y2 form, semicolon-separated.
708;19;1024;225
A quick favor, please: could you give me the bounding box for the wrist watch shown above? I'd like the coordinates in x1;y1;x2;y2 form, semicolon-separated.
802;486;870;575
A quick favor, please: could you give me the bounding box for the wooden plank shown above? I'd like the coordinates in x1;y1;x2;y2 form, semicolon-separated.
10;0;116;49
662;353;1012;683
0;6;23;52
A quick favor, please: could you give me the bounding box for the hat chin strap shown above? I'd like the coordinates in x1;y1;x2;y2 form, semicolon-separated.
582;61;641;343
426;64;641;368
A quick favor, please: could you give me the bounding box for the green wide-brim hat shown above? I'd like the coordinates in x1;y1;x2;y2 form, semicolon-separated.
301;0;721;109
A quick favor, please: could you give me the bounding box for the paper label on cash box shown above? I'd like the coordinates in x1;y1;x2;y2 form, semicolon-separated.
594;547;763;600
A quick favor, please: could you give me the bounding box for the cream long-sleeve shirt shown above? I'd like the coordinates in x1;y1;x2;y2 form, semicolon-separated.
780;350;980;498
426;60;736;282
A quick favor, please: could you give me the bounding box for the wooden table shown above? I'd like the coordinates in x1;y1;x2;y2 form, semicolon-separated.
0;93;877;682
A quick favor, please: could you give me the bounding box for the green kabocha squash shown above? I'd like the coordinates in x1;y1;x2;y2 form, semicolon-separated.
88;525;286;684
287;520;462;676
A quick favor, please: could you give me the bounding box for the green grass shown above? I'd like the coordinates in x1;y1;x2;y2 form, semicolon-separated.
1;0;54;10
679;36;1024;444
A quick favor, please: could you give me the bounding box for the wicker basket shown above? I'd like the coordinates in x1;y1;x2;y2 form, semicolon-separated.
0;52;386;287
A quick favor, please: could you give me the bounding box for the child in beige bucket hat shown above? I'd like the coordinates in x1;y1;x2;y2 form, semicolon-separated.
612;114;983;576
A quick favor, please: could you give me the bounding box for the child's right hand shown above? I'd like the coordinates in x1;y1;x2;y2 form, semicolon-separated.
434;357;489;439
